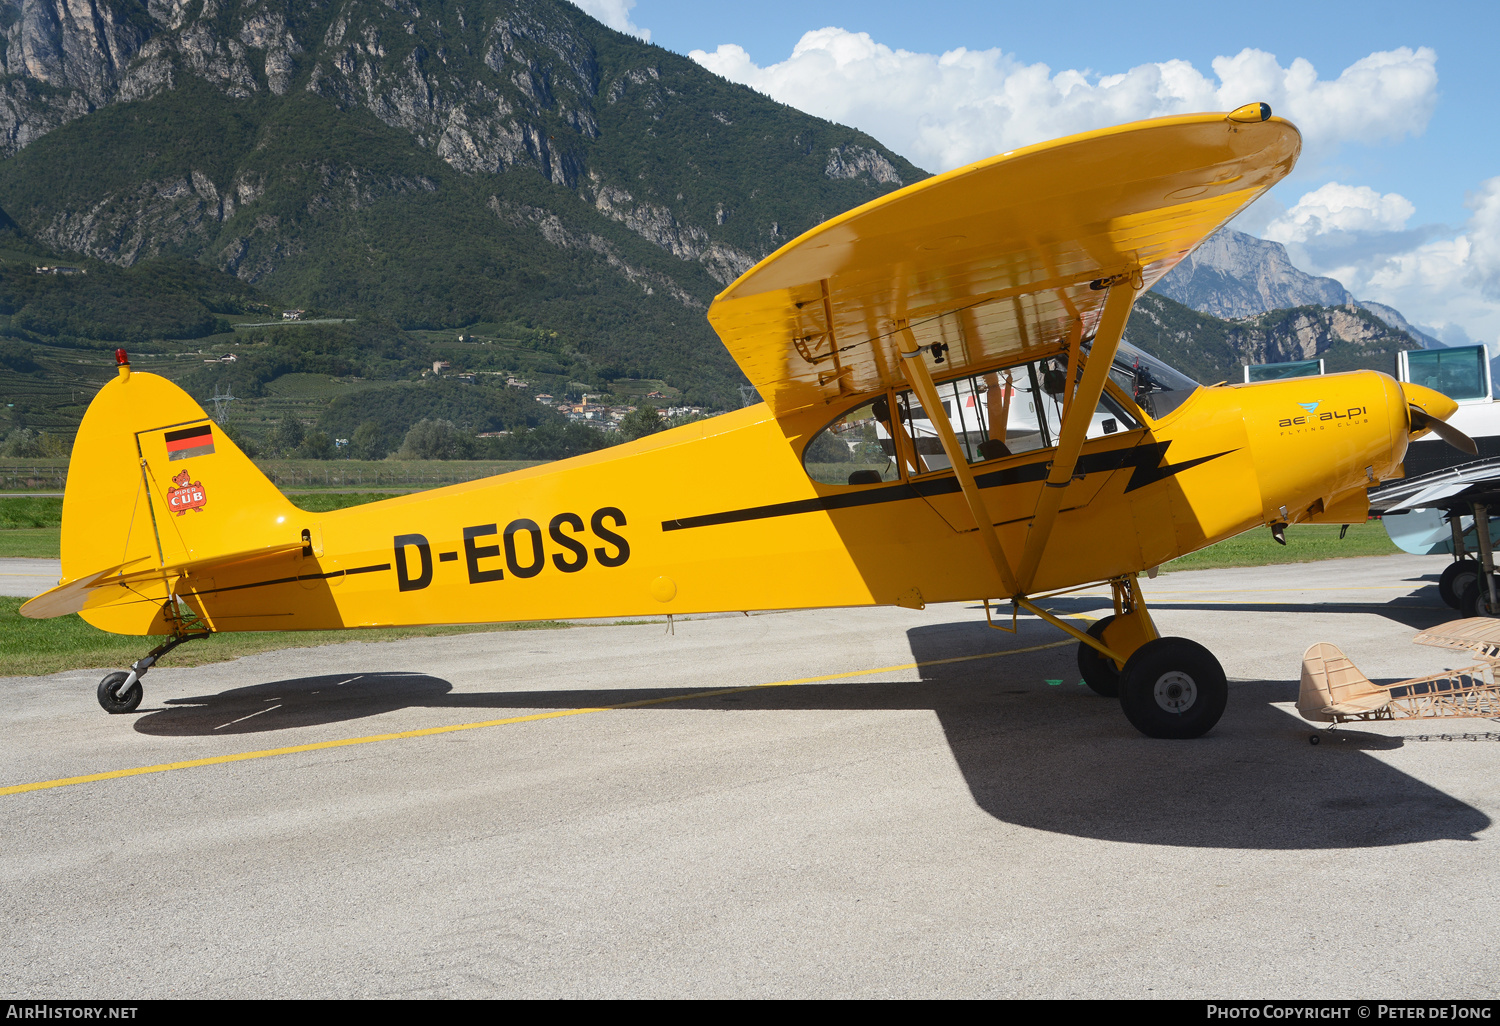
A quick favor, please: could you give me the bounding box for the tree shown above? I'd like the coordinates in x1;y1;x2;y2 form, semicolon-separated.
299;429;334;460
803;429;853;463
618;404;665;441
397;418;473;460
220;421;259;458
268;415;305;456
2;428;67;458
349;419;385;460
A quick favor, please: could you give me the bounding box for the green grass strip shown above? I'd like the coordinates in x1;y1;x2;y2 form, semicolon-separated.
0;596;571;678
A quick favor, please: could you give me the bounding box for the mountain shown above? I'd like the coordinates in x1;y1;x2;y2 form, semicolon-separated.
0;0;924;408
0;0;1435;450
1126;292;1421;385
1153;227;1444;349
1154;228;1353;317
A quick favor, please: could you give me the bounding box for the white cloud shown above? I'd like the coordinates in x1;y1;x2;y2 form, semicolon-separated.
1465;177;1500;301
1283;176;1500;353
690;29;1437;173
569;1;650;42
1263;183;1416;244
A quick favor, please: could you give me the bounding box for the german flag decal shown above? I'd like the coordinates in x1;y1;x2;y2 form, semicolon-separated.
164;423;215;461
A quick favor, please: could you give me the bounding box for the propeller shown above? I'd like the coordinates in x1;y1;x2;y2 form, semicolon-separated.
1409;403;1478;455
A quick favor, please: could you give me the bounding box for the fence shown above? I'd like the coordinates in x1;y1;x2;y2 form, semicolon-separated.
0;459;546;493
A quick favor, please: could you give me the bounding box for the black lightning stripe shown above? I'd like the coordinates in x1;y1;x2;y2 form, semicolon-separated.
189;562;393;597
661;442;1237;532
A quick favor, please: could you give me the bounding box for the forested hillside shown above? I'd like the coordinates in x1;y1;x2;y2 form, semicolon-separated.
0;0;1427;462
0;0;924;413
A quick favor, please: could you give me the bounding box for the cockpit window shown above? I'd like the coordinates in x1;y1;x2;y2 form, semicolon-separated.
803;357;1140;485
1110;340;1201;420
1404;347;1489;401
803;397;903;485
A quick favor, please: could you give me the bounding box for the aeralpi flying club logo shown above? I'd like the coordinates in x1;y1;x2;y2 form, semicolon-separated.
1279;399;1368;430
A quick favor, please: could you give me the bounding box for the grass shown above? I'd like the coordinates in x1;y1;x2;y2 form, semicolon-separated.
1162;521;1399;572
0;493;394;556
0;595;573;678
0;528;57;557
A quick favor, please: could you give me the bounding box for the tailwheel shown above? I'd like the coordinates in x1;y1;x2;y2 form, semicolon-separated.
1076;615;1120;697
97;671;143;714
1118;637;1227;739
93;625;211;715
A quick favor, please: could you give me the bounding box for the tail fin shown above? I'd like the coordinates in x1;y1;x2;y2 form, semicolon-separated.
30;360;300;632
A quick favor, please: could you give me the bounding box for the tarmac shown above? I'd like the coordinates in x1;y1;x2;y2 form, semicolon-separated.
2;552;1497;998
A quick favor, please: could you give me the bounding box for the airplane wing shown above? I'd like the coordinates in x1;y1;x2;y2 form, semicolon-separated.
1412;618;1500;660
1369;457;1500;515
708;108;1301;418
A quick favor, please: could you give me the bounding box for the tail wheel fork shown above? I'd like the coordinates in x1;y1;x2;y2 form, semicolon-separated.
97;631;210;714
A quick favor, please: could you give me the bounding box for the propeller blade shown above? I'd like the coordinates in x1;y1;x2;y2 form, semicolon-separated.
1409;404;1478;455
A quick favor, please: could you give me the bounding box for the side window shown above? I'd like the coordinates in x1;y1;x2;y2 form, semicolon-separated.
803;397;903;486
904;360;1138;473
803;359;1141;486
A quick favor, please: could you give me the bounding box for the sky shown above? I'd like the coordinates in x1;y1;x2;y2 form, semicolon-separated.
572;0;1500;351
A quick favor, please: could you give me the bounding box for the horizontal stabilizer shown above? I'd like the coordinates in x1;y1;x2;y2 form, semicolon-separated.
20;541;307;620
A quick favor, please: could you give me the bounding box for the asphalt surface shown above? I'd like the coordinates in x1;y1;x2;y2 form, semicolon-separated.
2;553;1498;999
0;558;58;598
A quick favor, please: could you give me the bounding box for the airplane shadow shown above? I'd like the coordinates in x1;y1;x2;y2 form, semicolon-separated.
1036;594;1453;632
132;620;1490;850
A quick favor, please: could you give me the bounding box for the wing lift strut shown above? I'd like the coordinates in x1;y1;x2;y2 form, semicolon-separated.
894;280;1143;667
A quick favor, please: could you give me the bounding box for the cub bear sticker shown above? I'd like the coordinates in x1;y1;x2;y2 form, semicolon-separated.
166;470;207;515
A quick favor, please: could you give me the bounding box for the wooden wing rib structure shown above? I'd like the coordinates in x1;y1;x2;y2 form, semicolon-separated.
1300;620;1500;725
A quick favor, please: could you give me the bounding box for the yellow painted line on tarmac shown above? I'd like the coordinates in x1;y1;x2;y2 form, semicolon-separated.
1;638;1073;798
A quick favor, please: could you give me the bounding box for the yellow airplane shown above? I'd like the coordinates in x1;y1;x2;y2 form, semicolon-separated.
21;104;1471;739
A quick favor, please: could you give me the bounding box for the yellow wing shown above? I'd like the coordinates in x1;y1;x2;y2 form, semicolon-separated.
708;108;1301;417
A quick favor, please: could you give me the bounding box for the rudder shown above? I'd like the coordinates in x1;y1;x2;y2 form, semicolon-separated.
57;356;298;633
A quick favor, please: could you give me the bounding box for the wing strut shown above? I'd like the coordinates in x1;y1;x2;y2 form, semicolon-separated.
1014;281;1136;592
896;323;1019;598
894;306;1131;666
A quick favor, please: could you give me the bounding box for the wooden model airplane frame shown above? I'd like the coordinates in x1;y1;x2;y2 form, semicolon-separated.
1300;619;1500;741
21;104;1473;739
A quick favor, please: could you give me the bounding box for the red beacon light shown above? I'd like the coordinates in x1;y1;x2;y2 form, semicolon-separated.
115;348;131;380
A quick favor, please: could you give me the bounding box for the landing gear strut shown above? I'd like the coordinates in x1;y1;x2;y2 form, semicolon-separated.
96;631;209;714
1458;501;1500;619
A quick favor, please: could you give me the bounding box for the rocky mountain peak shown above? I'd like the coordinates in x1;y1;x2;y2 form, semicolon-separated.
1153;227;1353;318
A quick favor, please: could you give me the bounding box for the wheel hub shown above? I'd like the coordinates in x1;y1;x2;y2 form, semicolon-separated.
1152;671;1197;713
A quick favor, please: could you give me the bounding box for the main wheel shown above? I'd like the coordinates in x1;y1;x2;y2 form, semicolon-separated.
1117;638;1227;739
1439;559;1480;609
1458;578;1500;618
97;671;142;714
1077;616;1120;697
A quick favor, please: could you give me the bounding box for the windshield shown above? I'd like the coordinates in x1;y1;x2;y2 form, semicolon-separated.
1404;347;1489;401
1109;340;1200;420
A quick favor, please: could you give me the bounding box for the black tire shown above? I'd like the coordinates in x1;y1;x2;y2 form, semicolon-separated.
1459;578;1500;619
1439;559;1480;609
97;671;142;714
1117;637;1227;739
1077;616;1120;697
